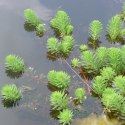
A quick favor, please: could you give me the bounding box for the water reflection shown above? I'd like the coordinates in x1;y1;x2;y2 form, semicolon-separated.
2;100;19;108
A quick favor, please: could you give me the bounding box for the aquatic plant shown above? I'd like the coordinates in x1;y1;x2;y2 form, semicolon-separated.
80;50;99;72
1;84;22;103
113;75;125;94
47;37;61;54
92;76;107;96
120;3;125;22
58;109;73;125
60;36;74;55
95;47;107;67
24;9;41;27
89;20;103;41
47;70;71;90
50;91;69;110
50;11;73;36
71;58;80;68
101;88;124;112
100;67;116;82
36;24;44;35
107;15;122;41
74;88;85;103
79;44;88;52
5;54;25;74
107;48;122;73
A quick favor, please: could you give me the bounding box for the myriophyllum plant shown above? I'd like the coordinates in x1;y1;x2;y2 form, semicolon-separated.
113;75;125;94
36;24;44;35
101;88;124;112
58;109;73;125
107;15;123;41
89;20;103;41
79;44;88;52
50;91;69;110
92;76;107;96
5;54;25;74
47;70;71;90
74;88;85;103
71;58;80;68
50;11;74;36
24;9;41;27
1;84;22;103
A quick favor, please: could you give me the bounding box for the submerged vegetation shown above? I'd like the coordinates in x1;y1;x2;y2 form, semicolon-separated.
5;54;25;75
2;3;125;125
50;11;74;37
1;84;22;103
89;20;103;41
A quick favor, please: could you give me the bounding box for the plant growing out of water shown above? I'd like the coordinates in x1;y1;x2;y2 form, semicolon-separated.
89;20;103;41
100;67;116;82
24;9;41;27
47;37;61;54
120;3;125;22
50;91;69;110
1;84;22;103
60;36;74;55
50;11;74;36
5;54;25;74
74;88;85;103
107;15;122;41
101;88;124;112
47;36;74;55
113;75;125;94
92;76;107;96
71;58;80;68
58;109;73;125
47;70;71;90
36;24;44;35
79;44;88;52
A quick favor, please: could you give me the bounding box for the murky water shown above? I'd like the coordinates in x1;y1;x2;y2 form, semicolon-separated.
0;0;124;125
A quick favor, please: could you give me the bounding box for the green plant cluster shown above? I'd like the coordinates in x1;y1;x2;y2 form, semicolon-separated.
47;69;86;124
47;36;74;55
80;46;125;74
24;9;44;35
5;54;25;74
48;70;71;90
71;58;80;68
89;20;103;41
50;11;74;37
1;84;22;103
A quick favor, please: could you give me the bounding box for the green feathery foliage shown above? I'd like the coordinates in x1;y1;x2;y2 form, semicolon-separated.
58;109;73;125
79;44;88;52
1;84;22;102
107;15;123;41
60;36;74;55
101;88;124;112
50;91;69;110
92;76;107;96
74;88;85;103
121;45;125;72
50;11;73;36
5;54;25;73
47;37;61;54
121;104;125;117
71;58;80;68
100;67;116;82
89;20;103;41
80;50;99;72
47;70;71;90
95;47;108;68
24;9;41;27
113;75;125;94
36;24;44;35
107;48;122;73
120;29;125;38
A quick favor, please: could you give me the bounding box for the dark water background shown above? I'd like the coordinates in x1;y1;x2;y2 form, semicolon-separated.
0;0;124;125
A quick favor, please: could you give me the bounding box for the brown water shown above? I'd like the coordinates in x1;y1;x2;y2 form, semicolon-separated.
0;0;124;125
